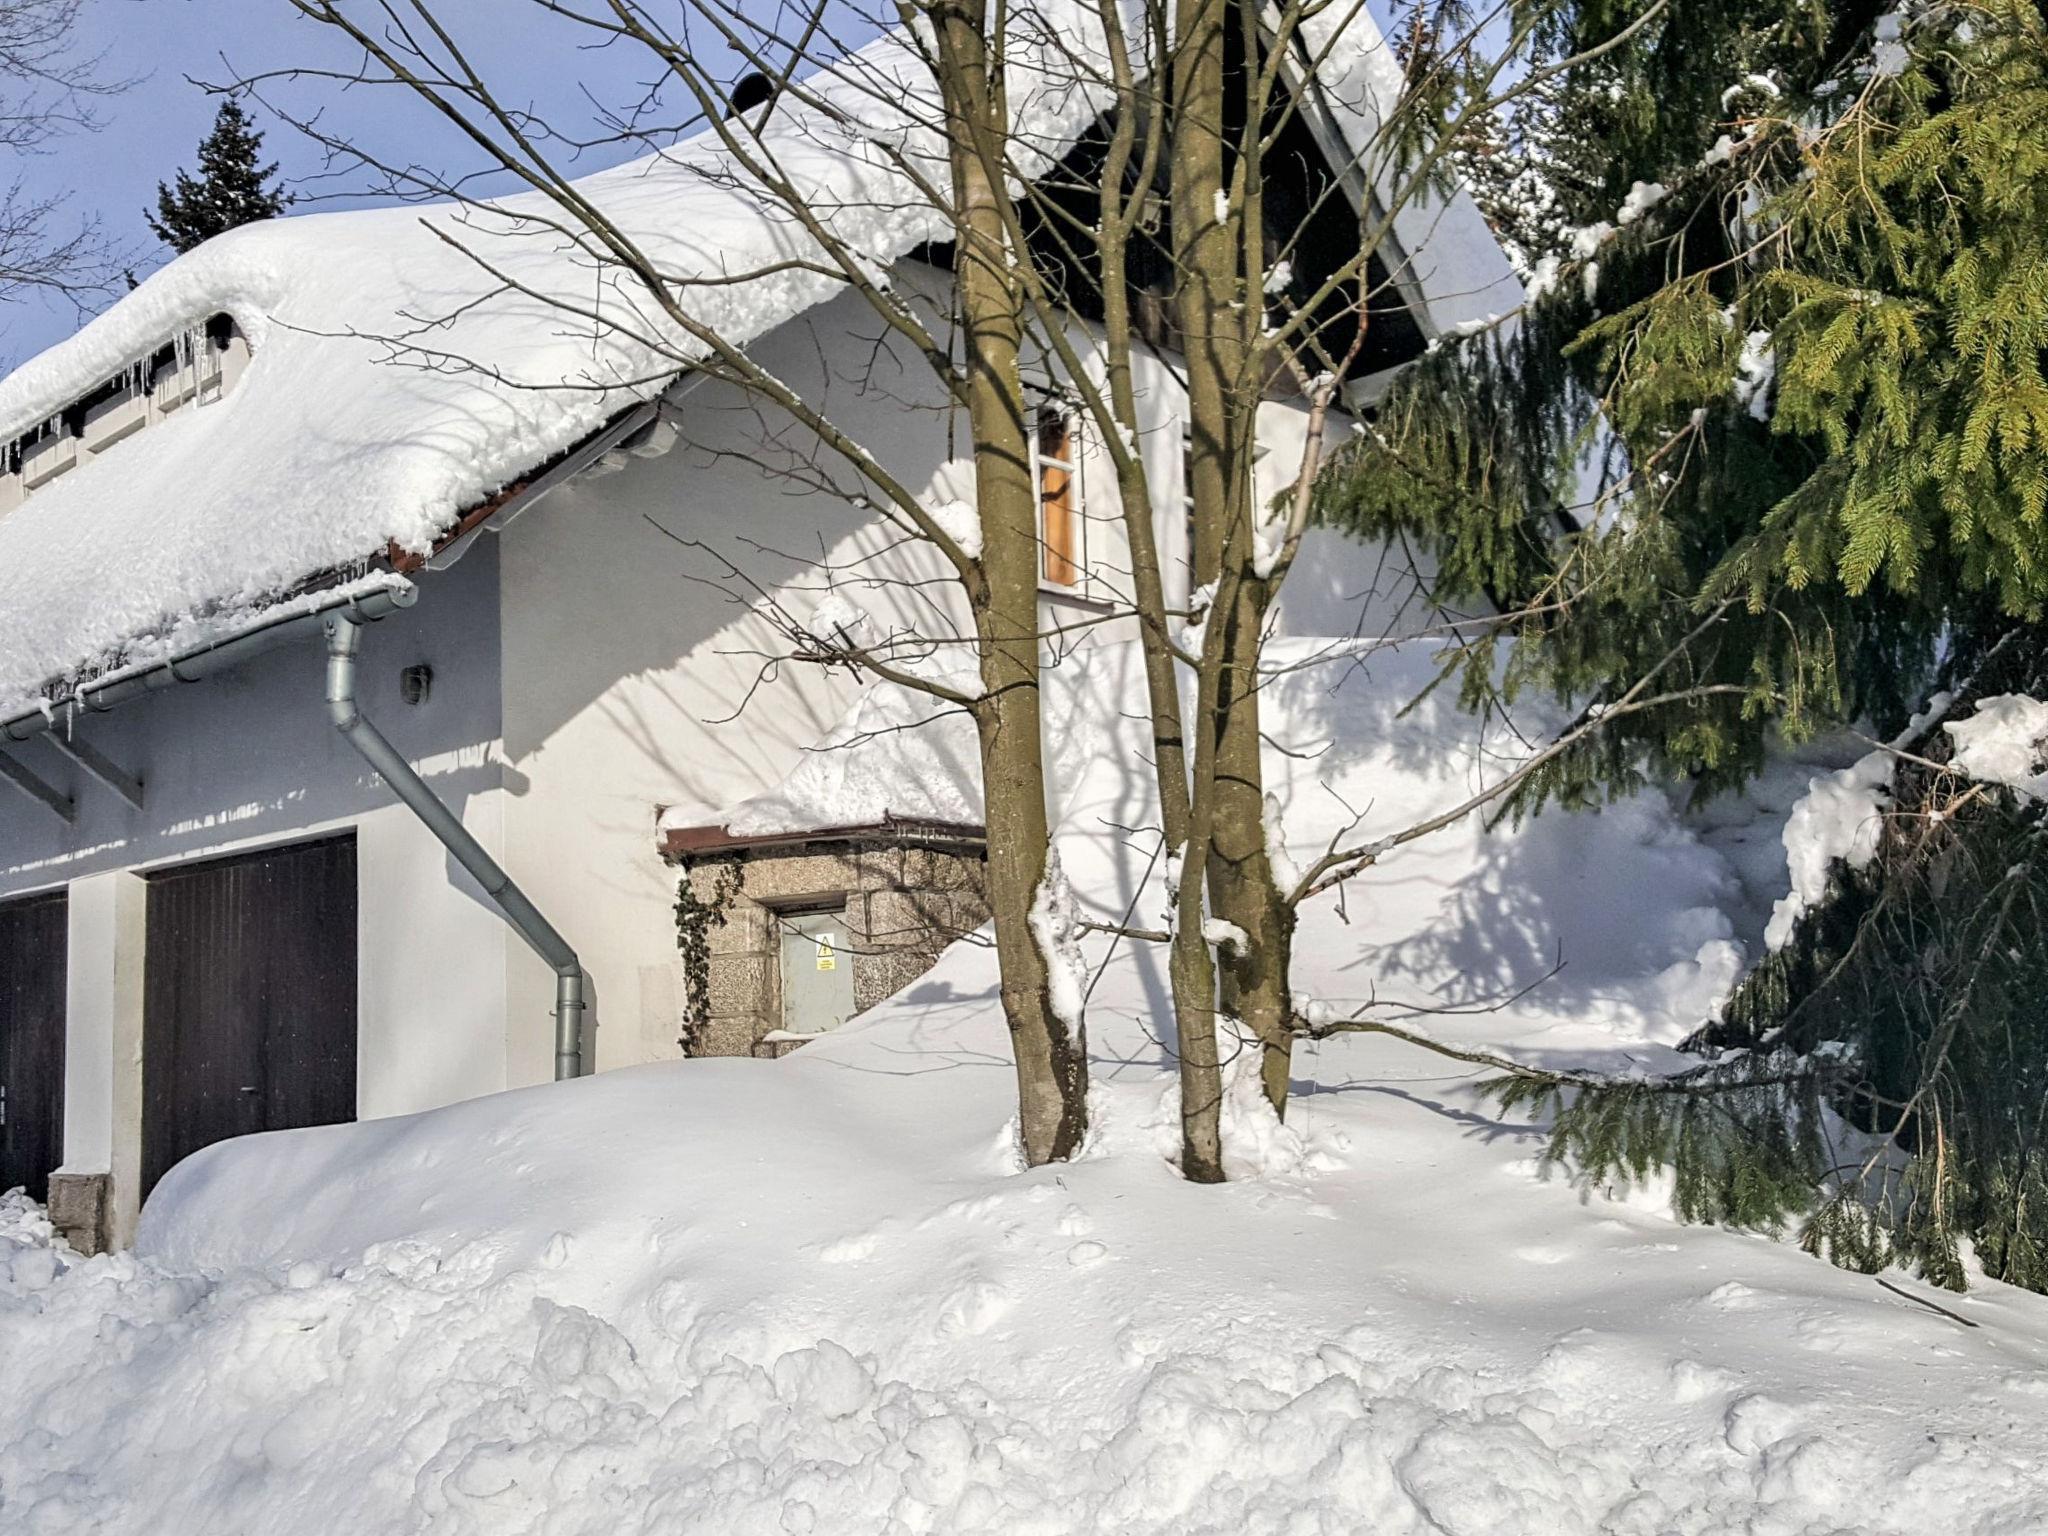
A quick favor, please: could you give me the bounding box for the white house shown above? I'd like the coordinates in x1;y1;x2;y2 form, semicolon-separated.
0;12;1517;1250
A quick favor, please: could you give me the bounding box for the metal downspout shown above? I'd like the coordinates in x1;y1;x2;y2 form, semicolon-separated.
323;614;587;1080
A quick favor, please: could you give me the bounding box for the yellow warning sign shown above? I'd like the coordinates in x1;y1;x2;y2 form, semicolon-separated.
816;935;838;971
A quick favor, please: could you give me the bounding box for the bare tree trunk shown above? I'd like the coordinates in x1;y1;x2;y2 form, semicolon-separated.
974;670;1087;1162
1107;311;1227;1174
1090;98;1223;1177
1208;572;1297;1113
1173;0;1238;595
1227;373;1351;1115
1173;0;1297;1121
936;0;1088;1164
1161;0;1250;1180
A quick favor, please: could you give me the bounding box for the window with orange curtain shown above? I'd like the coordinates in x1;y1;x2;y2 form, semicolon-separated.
1035;403;1082;588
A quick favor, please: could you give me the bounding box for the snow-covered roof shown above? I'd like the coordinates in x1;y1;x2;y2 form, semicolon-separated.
1296;12;1522;336
0;8;1515;722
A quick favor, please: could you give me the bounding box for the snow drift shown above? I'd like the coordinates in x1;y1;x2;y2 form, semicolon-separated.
3;639;2044;1534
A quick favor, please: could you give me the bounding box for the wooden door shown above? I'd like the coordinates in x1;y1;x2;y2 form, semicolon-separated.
143;836;357;1198
0;891;67;1203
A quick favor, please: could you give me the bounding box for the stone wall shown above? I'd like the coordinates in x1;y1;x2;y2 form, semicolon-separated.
47;1171;109;1256
675;839;988;1057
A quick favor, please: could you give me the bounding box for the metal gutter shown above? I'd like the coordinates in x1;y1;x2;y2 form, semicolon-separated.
417;372;704;576
1;582;418;746
418;399;661;575
660;816;988;863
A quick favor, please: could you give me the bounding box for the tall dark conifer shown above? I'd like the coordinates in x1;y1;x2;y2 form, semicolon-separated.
147;99;289;254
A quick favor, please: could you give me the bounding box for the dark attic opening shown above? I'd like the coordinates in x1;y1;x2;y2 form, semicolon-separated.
992;18;1428;387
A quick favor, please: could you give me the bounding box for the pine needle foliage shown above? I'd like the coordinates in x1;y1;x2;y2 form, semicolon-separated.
148;98;290;254
1488;618;2048;1295
1325;2;2048;810
1713;625;2048;1291
1489;1054;1832;1233
1703;10;2048;622
1322;2;2048;1290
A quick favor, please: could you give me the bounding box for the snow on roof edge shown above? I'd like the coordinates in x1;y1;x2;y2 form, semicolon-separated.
0;3;1512;723
1293;8;1524;334
0;12;1113;718
0;245;283;449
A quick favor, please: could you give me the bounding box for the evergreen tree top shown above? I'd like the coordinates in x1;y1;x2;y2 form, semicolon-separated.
1322;0;2048;808
147;97;290;256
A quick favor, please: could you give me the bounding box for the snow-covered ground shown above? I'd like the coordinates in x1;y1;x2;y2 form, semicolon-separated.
5;641;2046;1534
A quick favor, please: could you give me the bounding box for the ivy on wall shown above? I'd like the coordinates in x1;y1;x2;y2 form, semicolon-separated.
673;861;741;1055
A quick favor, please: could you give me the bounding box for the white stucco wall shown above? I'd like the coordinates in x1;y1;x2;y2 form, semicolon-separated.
489;285;1443;1079
58;869;143;1245
494;289;973;1077
0;275;1459;1230
1252;399;1450;641
0;545;514;1209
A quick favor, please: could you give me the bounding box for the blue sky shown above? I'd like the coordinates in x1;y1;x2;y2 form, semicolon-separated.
7;0;778;362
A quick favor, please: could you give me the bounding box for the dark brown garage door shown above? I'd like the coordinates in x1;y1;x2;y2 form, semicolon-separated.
0;891;66;1204
143;835;358;1198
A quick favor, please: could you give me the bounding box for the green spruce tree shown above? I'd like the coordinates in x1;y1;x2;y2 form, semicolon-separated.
148;98;289;254
1320;0;2048;1291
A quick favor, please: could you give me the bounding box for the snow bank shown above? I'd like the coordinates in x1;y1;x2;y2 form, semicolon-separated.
0;5;1114;718
9;639;2041;1531
1747;690;2048;953
1682;729;1872;951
